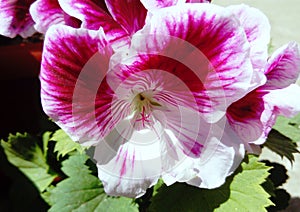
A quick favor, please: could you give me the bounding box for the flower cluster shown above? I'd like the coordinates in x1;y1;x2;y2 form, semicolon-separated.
1;0;299;198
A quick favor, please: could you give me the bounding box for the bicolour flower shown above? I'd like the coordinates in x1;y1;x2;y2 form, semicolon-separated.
227;42;300;146
40;3;264;197
0;0;36;38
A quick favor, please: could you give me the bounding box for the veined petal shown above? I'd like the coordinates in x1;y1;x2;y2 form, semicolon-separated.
105;0;147;35
187;120;245;188
264;84;300;118
40;25;123;145
58;0;128;43
227;4;270;72
110;4;256;122
263;42;300;90
29;0;81;34
0;0;36;38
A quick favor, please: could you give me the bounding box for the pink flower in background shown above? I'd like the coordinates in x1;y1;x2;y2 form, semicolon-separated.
29;0;81;34
30;0;148;46
0;0;36;38
227;42;300;146
40;3;263;197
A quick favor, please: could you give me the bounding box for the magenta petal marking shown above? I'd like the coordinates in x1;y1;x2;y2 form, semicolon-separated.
226;90;268;144
105;0;147;35
0;0;36;38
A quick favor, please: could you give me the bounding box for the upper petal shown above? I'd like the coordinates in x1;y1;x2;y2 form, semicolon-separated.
0;0;36;38
58;0;128;44
227;4;270;72
110;3;256;122
29;0;81;34
40;25;123;145
263;42;300;90
105;0;147;35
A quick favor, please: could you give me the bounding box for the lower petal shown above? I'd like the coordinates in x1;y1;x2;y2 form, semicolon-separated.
93;118;164;197
187;120;245;188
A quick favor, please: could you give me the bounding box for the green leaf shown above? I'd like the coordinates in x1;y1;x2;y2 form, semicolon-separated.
1;133;57;192
264;129;299;163
50;129;84;158
48;153;138;212
273;114;300;142
216;156;273;212
149;155;273;212
153;179;164;196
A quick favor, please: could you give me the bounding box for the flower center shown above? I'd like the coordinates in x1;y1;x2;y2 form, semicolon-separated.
131;92;161;129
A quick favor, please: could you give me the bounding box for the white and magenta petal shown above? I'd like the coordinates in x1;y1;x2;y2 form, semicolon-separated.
0;0;36;38
40;25;124;145
112;4;258;122
227;4;271;72
105;0;147;35
29;0;81;34
58;0;128;43
263;42;300;90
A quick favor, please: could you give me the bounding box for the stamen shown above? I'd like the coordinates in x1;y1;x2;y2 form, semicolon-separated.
136;106;151;127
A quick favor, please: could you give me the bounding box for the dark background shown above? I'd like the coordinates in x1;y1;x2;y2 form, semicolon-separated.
0;35;53;211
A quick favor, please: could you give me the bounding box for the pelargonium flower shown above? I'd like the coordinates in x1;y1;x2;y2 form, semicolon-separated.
40;3;265;197
0;0;36;38
227;42;300;147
